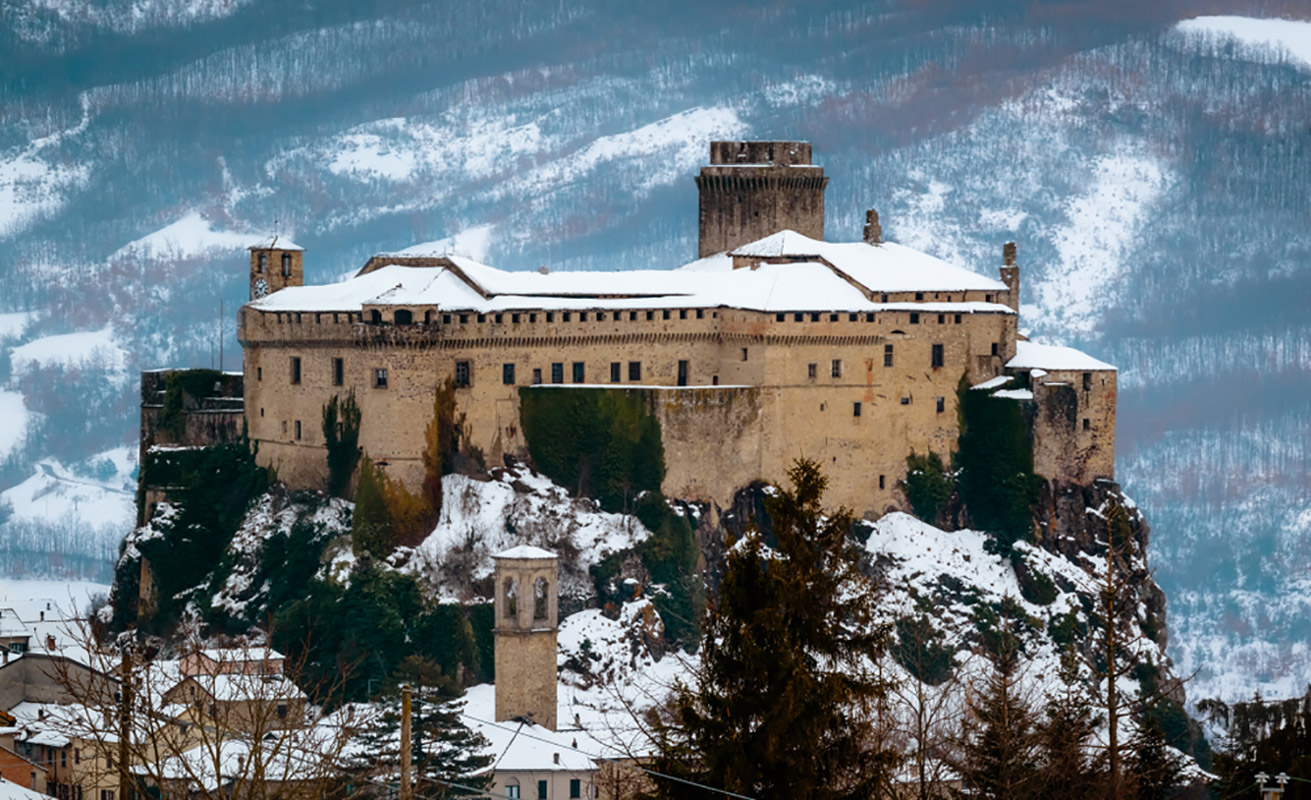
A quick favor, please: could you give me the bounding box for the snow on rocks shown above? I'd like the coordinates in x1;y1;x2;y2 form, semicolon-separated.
558;599;665;689
408;465;651;601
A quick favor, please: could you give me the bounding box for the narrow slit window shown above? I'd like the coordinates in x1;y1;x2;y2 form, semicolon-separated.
931;344;944;368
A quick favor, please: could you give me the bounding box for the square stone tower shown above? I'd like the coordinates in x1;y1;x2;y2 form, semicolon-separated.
493;546;559;730
249;239;304;300
694;140;828;257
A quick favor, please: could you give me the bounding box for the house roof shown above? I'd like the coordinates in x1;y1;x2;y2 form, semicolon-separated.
248;231;1014;316
494;546;557;560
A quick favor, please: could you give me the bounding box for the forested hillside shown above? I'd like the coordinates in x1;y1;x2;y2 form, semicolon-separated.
0;0;1308;705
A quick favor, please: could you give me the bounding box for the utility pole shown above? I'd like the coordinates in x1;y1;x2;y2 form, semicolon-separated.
118;649;132;800
219;298;224;373
400;684;413;800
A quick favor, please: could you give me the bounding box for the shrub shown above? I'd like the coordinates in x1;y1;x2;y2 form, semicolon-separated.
322;392;361;498
901;451;953;523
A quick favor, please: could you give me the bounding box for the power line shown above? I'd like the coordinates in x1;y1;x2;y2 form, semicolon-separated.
464;713;758;800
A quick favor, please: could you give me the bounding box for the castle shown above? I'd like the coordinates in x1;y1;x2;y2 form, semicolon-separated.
232;141;1116;519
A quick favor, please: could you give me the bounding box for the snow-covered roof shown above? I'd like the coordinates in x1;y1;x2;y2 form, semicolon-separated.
494;545;557;560
248;231;1014;315
1007;341;1116;372
248;237;303;252
192;647;284;663
173;673;305;702
0;777;52;800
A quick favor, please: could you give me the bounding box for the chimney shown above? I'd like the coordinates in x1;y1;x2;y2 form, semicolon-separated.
863;209;882;245
999;242;1020;313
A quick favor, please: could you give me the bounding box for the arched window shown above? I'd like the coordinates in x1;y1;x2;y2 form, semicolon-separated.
503;578;518;618
369;309;382;324
533;577;549;620
394;309;413;325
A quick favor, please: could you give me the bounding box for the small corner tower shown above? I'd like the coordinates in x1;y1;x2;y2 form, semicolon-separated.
493;546;559;730
1000;241;1020;313
249;238;304;301
695;140;828;258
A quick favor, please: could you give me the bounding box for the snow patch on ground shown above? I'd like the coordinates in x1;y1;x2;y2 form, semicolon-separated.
1022;147;1168;337
1176;16;1311;69
10;327;127;374
0;449;135;530
21;0;255;35
0;312;37;341
0;577;110;618
0;148;89;240
0;392;30;458
111;211;274;261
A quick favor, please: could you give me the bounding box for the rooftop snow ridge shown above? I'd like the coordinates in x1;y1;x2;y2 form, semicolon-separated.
495;545;557;560
1007;340;1116;372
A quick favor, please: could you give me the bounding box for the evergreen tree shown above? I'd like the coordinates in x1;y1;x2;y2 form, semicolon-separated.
352;455;394;559
648;458;897;800
1034;648;1100;800
955;618;1040;800
355;656;492;799
323;392;362;498
1125;701;1185;800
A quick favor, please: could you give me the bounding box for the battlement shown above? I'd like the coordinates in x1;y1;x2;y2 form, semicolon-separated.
696;142;827;256
708;141;813;166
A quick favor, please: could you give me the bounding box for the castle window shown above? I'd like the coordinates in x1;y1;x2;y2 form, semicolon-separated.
955;314;962;324
374;368;388;389
260;408;264;417
776;313;786;322
810;313;820;322
937;396;945;413
900;397;910;405
478;314;486;323
677;360;689;386
502;364;515;385
829;313;838;322
370;310;382;324
712;375;719;385
394;309;413;325
741;348;748;361
281;421;287;434
579;312;587;322
281;253;291;276
546;312;554;323
258;253;267;273
879;475;885;490
807;363;817;379
991;342;999;356
646;311;654;321
551;363;564;384
503;578;517;618
572;362;585;383
610;362;621;383
563;312;571;322
628;361;641;381
938;314;945;324
662;310;670;320
679;309;687;320
697;309;704;319
831;359;842;378
332;358;343;386
257;367;262;381
294;421;302;440
881;294;888;303
529;313;537;323
1083;418;1091;431
460;314;469;323
597;312;605;321
1083;372;1093;391
853;402;862;417
794;313;804;322
915;292;924;301
910;313;920;324
986;294;993;303
931;344;944;368
290;357;301;384
884;345;894;367
495;313;504;324
512;313;521;324
532;368;542;385
455;361;472;388
849;313;857;322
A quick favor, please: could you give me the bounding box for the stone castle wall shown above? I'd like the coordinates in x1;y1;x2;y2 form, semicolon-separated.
239;298;1024;516
1031;368;1116;485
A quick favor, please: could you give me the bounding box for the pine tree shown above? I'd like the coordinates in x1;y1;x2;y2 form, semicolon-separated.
322;391;362;498
648;458;897;800
955;618;1040;800
356;656;493;799
1034;648;1100;800
352;455;394;559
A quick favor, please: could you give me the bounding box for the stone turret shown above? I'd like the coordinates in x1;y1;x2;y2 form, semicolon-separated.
1000;241;1020;313
694;141;828;257
249;238;304;301
493;546;559;730
863;208;883;245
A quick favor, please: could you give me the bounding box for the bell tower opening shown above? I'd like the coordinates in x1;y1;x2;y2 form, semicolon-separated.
492;546;559;730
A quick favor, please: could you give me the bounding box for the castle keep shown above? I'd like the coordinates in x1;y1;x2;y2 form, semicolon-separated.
234;141;1117;518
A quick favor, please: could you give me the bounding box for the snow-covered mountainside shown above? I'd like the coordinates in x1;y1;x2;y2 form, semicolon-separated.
1;1;1307;706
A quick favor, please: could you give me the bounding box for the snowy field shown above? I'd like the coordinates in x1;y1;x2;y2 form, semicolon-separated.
0;577;110;617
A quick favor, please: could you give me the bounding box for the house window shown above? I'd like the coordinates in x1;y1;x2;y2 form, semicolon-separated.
538;781;548;800
572;362;585;383
532;368;542;385
831;359;842;378
258;253;267;273
277;703;287;719
628;361;641;381
884;344;894;367
853;402;862;417
373;368;388;388
1083;418;1091;431
506;784;520;799
332;358;343;386
1083;372;1093;391
931;344;944;368
294;420;301;440
936;396;945;413
910;313;920;324
551;363;564;384
610;362;621;383
290;357;301;384
281;253;291;276
503;364;516;385
455;361;472;387
741;348;748;361
807;363;817;379
101;792;114;800
569;780;581;799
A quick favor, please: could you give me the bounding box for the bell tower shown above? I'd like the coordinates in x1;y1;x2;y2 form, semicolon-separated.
248;238;304;301
493;546;559;730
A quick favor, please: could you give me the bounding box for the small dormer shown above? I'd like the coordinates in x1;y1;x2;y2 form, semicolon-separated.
249;238;305;301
